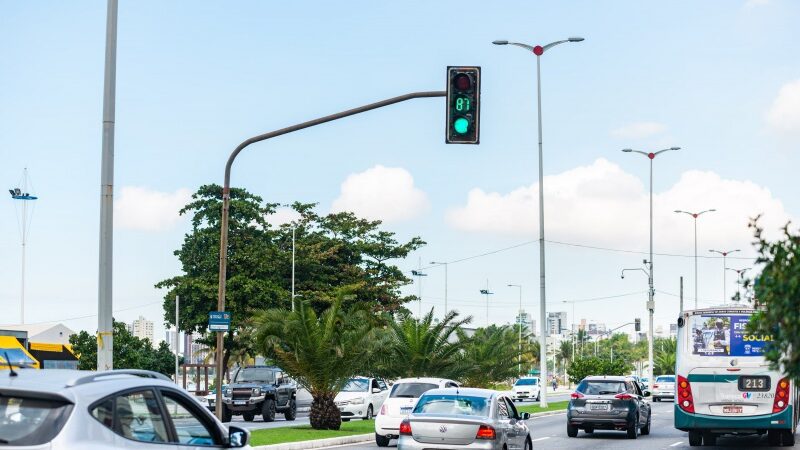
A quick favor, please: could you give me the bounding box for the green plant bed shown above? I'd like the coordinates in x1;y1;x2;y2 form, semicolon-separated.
249;419;375;446
516;401;569;414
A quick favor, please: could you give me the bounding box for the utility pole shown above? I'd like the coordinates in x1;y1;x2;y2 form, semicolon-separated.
480;281;494;326
97;0;119;371
412;260;427;317
175;295;180;384
291;225;296;311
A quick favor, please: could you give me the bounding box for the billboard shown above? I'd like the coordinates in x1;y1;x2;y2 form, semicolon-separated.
688;313;771;357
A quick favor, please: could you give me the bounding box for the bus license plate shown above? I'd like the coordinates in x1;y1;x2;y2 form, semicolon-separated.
738;376;770;392
589;404;610;411
723;405;743;414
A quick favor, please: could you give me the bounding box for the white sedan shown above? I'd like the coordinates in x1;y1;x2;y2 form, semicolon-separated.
335;377;389;421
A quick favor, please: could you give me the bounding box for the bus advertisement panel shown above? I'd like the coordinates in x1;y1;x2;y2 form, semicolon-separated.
688;313;770;357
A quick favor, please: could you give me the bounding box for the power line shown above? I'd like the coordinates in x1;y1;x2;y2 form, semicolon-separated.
15;300;163;326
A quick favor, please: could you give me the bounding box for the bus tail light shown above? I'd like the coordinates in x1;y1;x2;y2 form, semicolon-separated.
773;377;790;413
677;375;695;413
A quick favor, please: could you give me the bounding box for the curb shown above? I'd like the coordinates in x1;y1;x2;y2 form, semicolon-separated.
252;433;373;450
528;409;567;418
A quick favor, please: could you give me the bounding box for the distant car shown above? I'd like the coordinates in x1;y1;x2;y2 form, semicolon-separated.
374;377;459;447
204;385;228;412
511;376;541;402
397;388;532;450
640;377;650;389
335;377;389;422
567;375;652;439
652;375;675;402
221;366;296;423
0;369;250;449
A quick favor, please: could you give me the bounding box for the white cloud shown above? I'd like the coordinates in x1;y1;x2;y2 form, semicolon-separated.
447;159;792;252
766;79;800;134
331;165;429;223
115;186;192;232
266;207;302;227
610;122;667;140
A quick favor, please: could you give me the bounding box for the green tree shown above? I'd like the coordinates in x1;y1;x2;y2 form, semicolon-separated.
69;320;177;376
254;297;377;430
378;309;471;380
746;220;800;381
459;325;532;388
567;356;631;385
653;337;677;376
156;185;423;372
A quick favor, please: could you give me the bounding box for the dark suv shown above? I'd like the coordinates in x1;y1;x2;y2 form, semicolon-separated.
567;376;652;439
221;365;297;423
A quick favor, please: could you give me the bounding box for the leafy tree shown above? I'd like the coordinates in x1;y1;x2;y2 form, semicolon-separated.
459;325;533;388
156;185;423;373
653;337;677;376
746;220;800;381
567;356;631;385
254;297;378;430
69;320;177;376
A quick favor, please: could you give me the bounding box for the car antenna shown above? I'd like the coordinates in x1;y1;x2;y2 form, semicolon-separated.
4;352;18;377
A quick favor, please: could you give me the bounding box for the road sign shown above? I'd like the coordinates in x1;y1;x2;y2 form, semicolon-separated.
208;311;231;331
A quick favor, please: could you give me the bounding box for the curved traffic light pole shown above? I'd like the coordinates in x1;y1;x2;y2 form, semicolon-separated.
213;90;446;420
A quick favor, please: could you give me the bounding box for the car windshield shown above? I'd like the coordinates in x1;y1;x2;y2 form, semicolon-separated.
341;379;369;392
576;380;627;395
515;378;538;386
0;394;73;445
413;395;489;416
656;376;675;383
234;368;275;384
390;382;439;398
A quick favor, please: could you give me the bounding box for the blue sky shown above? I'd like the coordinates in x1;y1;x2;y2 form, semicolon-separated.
2;0;799;342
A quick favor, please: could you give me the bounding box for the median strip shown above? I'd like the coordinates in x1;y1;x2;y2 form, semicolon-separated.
250;419;375;449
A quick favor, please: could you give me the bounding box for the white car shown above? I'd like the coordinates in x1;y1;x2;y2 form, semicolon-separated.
652;374;675;402
334;377;389;421
511;376;541;402
374;377;459;447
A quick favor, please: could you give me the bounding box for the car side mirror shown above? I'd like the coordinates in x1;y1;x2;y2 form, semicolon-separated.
227;426;249;448
372;388;381;394
520;412;530;420
643;390;651;397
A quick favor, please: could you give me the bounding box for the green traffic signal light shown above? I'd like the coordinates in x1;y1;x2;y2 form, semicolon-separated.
453;117;470;134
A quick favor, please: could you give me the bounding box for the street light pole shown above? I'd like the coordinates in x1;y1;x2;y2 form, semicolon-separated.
709;249;741;304
509;284;523;375
291;225;296;311
674;209;716;309
480;281;494;326
430;261;449;315
494;36;584;409
412;262;428;317
726;267;750;303
622;146;679;395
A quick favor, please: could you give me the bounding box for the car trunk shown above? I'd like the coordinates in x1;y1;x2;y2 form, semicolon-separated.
689;364;775;417
407;414;485;445
385;397;418;417
572;395;631;414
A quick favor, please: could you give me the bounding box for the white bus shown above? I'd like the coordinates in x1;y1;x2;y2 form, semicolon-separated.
675;306;798;446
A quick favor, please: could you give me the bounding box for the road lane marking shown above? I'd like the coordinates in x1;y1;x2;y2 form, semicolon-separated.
532;437;550;442
670;441;684;446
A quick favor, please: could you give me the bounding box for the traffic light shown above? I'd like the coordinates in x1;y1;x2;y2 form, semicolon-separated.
446;66;481;144
635;318;641;332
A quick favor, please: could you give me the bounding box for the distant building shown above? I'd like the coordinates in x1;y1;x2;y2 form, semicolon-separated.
165;330;182;354
515;310;536;336
1;323;75;346
128;316;154;343
547;312;568;335
0;324;79;369
669;323;678;339
182;332;210;364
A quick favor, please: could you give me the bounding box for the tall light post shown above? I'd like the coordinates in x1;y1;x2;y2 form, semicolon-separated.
430;261;448;315
562;300;577;361
412;265;428;317
709;249;740;303
622;146;680;393
508;284;523;375
291;225;296;311
493;36;584;408
674;209;716;309
8;170;38;325
480;282;494;326
726;267;749;303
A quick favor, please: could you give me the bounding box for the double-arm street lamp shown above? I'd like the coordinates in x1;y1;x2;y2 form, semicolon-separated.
726;267;750;303
508;284;523;375
621;146;680;394
493;36;584;408
674;209;716;309
709;249;740;303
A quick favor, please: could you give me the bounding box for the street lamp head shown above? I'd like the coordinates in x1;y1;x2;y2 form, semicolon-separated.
670;147;681;151
492;40;509;45
709;209;717;212
622;148;633;152
568;37;585;42
674;210;683;213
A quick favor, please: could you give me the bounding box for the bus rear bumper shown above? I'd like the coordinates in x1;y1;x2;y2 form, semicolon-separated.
675;405;794;431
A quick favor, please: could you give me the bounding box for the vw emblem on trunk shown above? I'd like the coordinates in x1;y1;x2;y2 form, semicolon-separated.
439;425;448;433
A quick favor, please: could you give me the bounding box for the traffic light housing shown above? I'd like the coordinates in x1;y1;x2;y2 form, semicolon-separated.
635;318;641;332
446;66;481;144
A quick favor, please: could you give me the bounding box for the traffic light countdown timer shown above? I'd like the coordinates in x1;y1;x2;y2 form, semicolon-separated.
446;66;481;144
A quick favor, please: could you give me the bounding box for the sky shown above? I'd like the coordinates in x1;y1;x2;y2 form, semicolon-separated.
1;0;799;344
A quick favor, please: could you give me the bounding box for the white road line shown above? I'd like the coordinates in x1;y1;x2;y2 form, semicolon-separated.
532;437;551;442
670;441;684;447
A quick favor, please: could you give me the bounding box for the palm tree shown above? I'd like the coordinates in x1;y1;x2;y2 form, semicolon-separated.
254;296;377;430
379;308;471;380
459;325;525;388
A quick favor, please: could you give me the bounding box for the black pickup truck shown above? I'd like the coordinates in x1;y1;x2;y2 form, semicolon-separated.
220;365;297;422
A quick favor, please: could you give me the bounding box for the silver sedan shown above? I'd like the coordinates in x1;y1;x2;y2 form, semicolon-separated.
397;388;532;450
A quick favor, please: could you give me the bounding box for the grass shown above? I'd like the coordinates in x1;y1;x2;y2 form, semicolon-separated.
516;400;569;414
249;419;375;446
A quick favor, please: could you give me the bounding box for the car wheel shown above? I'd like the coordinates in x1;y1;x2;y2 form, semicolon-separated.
627;418;638;439
375;433;391;447
221;405;233;423
567;423;579;438
703;431;717;446
365;405;373;420
535;393;541;402
284;398;297;421
768;430;781;446
782;429;796;446
262;398;276;422
641;414;651;435
688;430;702;446
243;412;255;422
524;436;532;450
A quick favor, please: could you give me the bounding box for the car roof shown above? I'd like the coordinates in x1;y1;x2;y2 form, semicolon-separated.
392;377;457;385
583;375;629;382
421;387;498;398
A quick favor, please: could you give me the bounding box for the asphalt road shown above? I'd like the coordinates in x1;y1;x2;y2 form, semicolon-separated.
339;401;798;449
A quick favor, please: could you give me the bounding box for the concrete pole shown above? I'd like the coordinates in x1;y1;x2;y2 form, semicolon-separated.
97;0;118;371
175;296;180;384
291;226;295;311
20;196;26;324
536;52;549;409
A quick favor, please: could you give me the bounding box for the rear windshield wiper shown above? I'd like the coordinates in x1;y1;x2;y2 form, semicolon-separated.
394;394;415;398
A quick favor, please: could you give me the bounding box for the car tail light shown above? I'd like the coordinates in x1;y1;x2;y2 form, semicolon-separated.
614;393;634;400
677;375;695;413
773;377;790;413
399;419;412;436
570;392;584;399
476;424;496;440
379;404;387;415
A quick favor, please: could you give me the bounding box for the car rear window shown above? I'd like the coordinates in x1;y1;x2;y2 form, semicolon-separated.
413;395;489;416
576;380;627;395
0;394;73;445
656;376;675;383
390;382;438;398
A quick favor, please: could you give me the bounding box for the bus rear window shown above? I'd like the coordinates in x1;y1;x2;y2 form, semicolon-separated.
0;394;73;445
688;313;769;357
